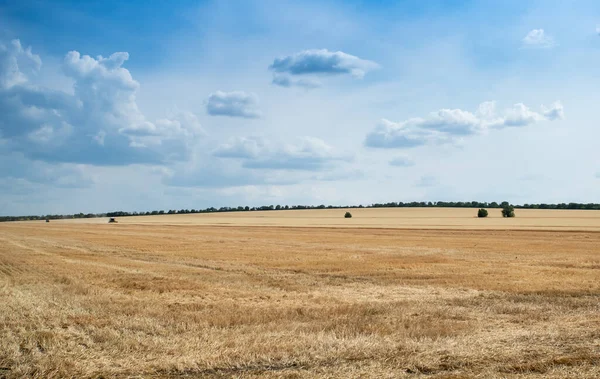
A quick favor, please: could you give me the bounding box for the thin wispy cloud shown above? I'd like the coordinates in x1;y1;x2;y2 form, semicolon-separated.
389;156;415;167
416;175;437;188
522;29;555;48
272;74;322;89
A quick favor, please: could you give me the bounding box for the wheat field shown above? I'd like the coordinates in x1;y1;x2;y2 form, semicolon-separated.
1;208;599;377
52;208;600;231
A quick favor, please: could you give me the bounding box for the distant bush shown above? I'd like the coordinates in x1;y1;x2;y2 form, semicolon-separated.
501;205;515;218
477;208;488;218
344;212;352;218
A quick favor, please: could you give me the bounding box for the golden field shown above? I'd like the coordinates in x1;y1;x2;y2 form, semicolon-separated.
54;207;600;231
1;208;599;378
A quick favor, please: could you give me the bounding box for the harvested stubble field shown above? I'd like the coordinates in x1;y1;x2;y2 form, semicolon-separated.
0;208;599;378
53;207;600;231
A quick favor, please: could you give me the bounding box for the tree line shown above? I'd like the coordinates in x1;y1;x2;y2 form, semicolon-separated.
1;201;600;222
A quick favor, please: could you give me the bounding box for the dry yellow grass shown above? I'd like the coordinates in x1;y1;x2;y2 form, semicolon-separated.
1;209;599;378
48;207;600;231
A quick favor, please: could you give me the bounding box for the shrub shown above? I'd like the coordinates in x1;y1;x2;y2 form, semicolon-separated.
501;205;515;218
477;208;488;218
344;212;352;218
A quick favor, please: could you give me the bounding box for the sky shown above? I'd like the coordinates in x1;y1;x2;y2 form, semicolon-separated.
0;0;599;215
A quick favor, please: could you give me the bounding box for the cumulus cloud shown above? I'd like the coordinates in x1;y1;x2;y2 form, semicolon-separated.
0;39;41;89
365;101;563;149
122;111;205;161
0;39;204;165
389;156;415;167
206;91;261;118
272;74;322;89
365;119;451;149
166;136;352;189
269;49;379;79
213;136;265;159
522;29;555;48
542;101;564;120
214;136;348;171
163;154;307;188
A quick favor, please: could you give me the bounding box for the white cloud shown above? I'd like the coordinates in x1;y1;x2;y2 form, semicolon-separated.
365;101;563;149
365;118;447;149
269;49;379;79
163;135;353;190
62;50;156;138
124;111;205;161
389;156;415;167
206;91;262;118
0;39;41;89
0;152;96;189
502;103;545;126
213;136;265;159
27;123;65;144
272;74;322;89
522;29;555;48
0;39;204;165
165;137;355;190
596;25;600;36
542;101;564;121
420;108;486;135
214;136;349;171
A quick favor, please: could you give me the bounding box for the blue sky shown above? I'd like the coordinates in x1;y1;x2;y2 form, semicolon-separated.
1;0;599;215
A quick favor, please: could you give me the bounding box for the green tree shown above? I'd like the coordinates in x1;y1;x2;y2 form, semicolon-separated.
344;212;352;218
477;208;488;218
501;205;515;218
